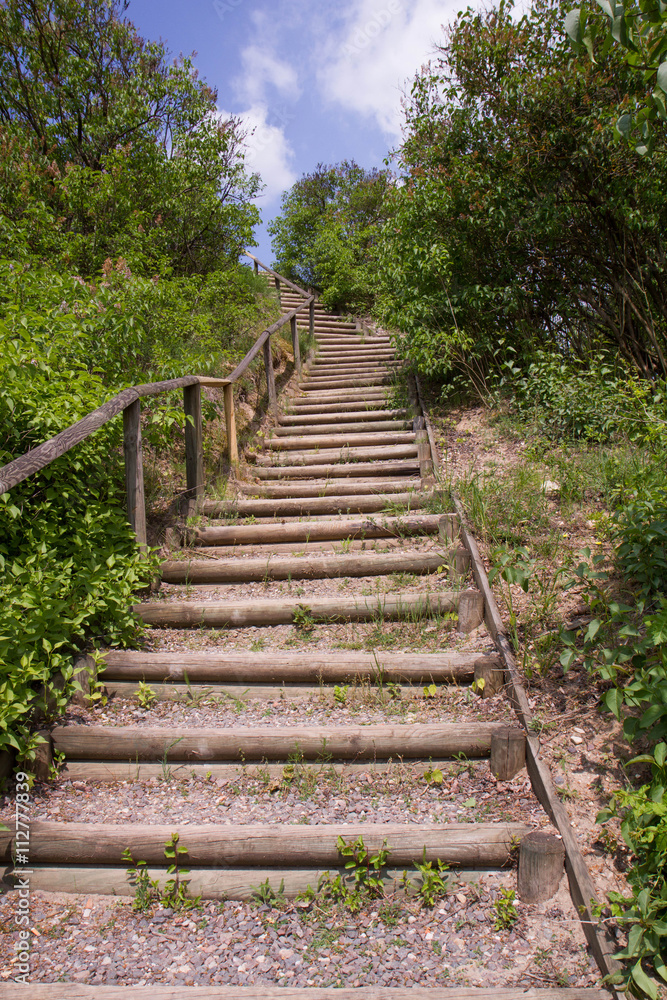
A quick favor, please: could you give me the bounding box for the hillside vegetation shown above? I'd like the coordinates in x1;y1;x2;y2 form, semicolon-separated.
0;0;276;761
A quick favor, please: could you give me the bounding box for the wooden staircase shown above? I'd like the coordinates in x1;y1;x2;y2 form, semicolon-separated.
1;269;613;997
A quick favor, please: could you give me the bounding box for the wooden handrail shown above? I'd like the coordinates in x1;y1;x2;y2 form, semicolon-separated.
0;257;317;546
244;251;311;299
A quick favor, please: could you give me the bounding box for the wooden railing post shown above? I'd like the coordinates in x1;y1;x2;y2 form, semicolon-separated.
253;260;259;275
291;315;301;378
223;383;239;471
183;382;204;500
309;298;315;339
263;337;278;421
123;399;147;548
274;275;281;307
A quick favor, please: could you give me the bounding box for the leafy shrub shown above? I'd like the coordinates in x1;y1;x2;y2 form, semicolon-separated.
0;251;282;758
598;742;667;999
508;352;642;443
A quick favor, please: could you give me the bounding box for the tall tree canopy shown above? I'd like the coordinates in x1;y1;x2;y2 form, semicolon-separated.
375;0;667;379
269;160;391;311
0;0;260;275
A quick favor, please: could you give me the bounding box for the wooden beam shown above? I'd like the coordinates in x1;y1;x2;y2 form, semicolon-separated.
453;496;621;980
222;383;238;470
122;399;147;548
98;649;499;684
0;820;529;866
160;548;467;584
3;984;614;1000
291;314;301;377
134;591;473;629
183;382;203;499
51;722;504;761
192;513;442;546
12;865;498;903
252;460;419;480
263;337;278;421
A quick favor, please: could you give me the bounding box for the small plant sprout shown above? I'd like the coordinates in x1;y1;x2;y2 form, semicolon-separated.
493;887;518;930
136;681;157;709
333;684;349;705
293;604;316;633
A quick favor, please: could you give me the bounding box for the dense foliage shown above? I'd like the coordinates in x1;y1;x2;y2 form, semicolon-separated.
0;0;271;760
269;160;391;312
566;0;667;155
375;0;667;381
0;0;260;276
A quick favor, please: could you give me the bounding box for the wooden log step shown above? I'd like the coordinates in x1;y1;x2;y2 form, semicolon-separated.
291;392;390;405
60;757;464;782
51;722;504;762
316;344;395;352
313;356;396;366
99;649;497;683
236;478;422;497
160;548;463;584
192;537;439;558
298;377;392;390
201;496;428;520
134;590;483;629
266;432;416;450
2;982;616;999
252;460;421;480
192;514;441;544
316;334;391;342
279;407;409;423
272;420;412;436
255;445;419;467
7;864;499;904
307;365;398;377
285;399;392;415
100;681;466;703
311;364;395;373
309;356;397;366
0;821;529;867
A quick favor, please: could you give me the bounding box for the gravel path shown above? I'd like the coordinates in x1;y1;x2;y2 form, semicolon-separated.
0;880;601;989
1;765;544;828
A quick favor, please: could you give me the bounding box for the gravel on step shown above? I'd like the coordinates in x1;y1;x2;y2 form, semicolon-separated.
0;877;602;989
0;766;545;829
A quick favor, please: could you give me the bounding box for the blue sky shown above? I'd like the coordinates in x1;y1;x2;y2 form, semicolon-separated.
126;0;461;263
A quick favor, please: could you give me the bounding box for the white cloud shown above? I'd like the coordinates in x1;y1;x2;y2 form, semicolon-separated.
316;0;458;138
228;103;298;203
234;45;301;106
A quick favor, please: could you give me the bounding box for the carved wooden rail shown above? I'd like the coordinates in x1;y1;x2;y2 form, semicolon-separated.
0;257;315;546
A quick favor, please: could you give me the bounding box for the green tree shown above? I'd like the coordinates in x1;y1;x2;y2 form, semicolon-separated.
376;0;667;380
269;160;391;312
0;0;260;275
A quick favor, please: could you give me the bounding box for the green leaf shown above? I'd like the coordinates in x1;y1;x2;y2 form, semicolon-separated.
565;8;583;46
630;960;658;1000
604;687;624;719
657;61;667;95
615;113;632;139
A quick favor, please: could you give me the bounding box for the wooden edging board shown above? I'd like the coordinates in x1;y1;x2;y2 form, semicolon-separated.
411;375;620;986
0;986;615;999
